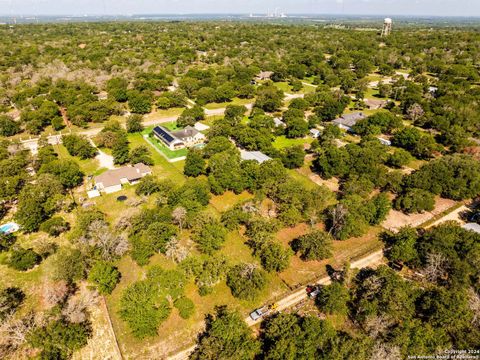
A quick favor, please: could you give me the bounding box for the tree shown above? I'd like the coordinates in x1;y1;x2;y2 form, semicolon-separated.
387;149;413;168
88;261;121;294
28;319;91;359
316;282;350;315
7;248;41;271
394;188;435;214
280;145;305;169
52;248;86;283
382;227;419;264
259;242;291;272
172;206;187;231
40;216;69;237
191;306;260;360
119;280;171;339
0;115;21;137
173;297;195;319
193;219;227;254
39;159;84;189
184;149;206;177
0;287;25;320
292;230;333;261
128;90;152;114
112;138;130;165
62;134;96;159
126;114;144;133
129;145;153;165
15;174;63;232
226;263;267;300
135;175;161;196
255;84;284;112
177;105;205;127
283;109;308;138
107;77;129;102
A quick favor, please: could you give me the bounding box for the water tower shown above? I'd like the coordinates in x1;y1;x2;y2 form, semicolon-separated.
381;18;393;36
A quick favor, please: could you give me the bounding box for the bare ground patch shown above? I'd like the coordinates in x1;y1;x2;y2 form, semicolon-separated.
382;197;458;232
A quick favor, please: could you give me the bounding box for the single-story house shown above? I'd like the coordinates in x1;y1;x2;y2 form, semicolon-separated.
332;112;366;132
256;71;274;81
364;98;387;110
94;163;152;194
273;117;286;128
463;223;480;234
310;129;321;138
153;125;206;150
377;137;392;146
240;150;272;164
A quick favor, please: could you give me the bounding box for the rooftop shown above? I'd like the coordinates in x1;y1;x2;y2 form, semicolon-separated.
463;222;480;234
94;163;152;188
171;126;201;140
333;112;366;128
240;150;272;164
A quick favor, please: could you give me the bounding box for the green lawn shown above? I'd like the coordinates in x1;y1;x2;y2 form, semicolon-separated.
273;82;293;93
53;143;102;176
161;121;181;131
203;97;253;110
128;133;185;183
273;136;313;150
144;107;185;121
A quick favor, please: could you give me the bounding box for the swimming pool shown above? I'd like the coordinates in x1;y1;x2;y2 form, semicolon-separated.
0;222;20;235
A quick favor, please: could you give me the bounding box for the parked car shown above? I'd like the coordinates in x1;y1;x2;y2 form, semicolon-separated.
306;285;321;299
249;303;278;321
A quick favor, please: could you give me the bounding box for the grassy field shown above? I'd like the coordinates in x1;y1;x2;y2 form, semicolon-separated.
204;97;253;110
128;133;185;183
273;135;313;150
53;143;102;176
144;107;184;121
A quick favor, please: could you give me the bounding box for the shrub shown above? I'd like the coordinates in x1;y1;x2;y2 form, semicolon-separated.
40;217;69;237
292;230;333;261
227;263;267;300
88;261;121;294
0;287;25;320
174;296;195;319
394;188;435;214
8;248;41;271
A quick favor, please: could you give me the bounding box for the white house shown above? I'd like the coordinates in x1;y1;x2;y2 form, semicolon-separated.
240;150;272;164
94;163;152;194
153;125;206;150
310;129;320;138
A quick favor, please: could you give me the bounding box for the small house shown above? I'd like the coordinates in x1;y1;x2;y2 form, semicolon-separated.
273;117;286;128
310;129;320;138
240;150;272;164
332;112;366;132
377;137;392;146
255;71;274;81
94;163;152;194
364;98;387;110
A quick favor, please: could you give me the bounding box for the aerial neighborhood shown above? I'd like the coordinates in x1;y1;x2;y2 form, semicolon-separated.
0;11;479;360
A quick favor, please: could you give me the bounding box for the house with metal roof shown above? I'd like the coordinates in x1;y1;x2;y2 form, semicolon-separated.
153;125;205;150
240;150;272;164
332;112;366;132
463;223;480;234
94;163;152;194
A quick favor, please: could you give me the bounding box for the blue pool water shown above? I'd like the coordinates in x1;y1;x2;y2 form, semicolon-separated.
0;223;19;234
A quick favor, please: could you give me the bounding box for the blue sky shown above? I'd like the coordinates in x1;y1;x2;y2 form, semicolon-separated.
0;0;479;17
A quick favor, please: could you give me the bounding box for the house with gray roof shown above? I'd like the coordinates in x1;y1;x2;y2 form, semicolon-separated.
94;163;152;194
332;112;366;132
463;223;480;234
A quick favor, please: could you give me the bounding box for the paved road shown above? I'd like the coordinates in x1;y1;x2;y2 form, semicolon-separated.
167;249;384;360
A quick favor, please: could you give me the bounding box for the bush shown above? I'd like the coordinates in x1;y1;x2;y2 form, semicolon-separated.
174;296;195;319
52;248;86;283
119;281;171;339
316;282;350;315
62;134;97;159
0;233;16;252
394;188;435;214
8;248;41;271
40;217;69;237
292;230;333;261
0;287;25;320
126;114;144;133
28;319;91;359
88;261;121;294
227;263;267;300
